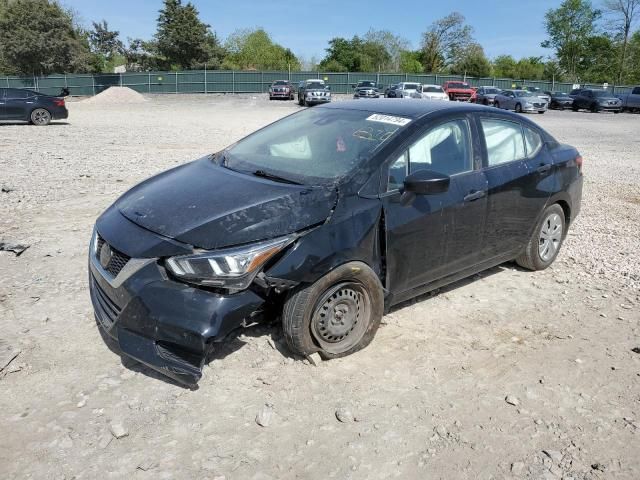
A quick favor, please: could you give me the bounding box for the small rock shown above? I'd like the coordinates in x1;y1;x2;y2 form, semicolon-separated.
591;463;606;471
631;347;640;354
435;425;448;437
505;395;520;406
511;462;525;475
0;241;30;256
335;406;354;423
543;449;563;463
534;419;543;425
255;405;273;427
110;423;129;439
77;398;87;408
574;358;583;364
306;352;322;366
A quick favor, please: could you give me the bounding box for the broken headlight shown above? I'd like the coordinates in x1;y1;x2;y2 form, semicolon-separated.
166;235;295;290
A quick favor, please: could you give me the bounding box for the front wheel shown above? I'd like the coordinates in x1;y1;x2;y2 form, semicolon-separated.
282;262;384;359
515;103;522;113
516;204;566;271
539;110;545;114
495;101;500;109
30;108;51;126
590;103;600;113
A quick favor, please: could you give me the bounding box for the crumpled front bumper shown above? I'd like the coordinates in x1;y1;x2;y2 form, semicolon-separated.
88;233;266;386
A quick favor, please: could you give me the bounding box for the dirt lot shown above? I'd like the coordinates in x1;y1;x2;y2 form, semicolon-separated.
1;95;639;480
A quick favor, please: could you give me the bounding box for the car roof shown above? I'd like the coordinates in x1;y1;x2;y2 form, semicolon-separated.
421;84;443;88
318;99;490;119
306;79;324;82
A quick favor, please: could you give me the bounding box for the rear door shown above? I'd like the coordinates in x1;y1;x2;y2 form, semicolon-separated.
381;115;487;294
477;115;554;259
4;88;33;120
0;89;6;119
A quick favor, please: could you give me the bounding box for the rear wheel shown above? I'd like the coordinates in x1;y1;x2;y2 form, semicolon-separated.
516;204;565;271
30;108;51;126
282;262;384;359
590;103;600;113
572;103;579;111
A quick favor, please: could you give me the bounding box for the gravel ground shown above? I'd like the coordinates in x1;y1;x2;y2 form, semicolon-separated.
1;94;639;480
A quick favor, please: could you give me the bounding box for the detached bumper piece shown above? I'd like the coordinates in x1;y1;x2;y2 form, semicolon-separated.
89;250;266;386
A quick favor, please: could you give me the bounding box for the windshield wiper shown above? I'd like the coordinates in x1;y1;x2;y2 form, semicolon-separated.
252;170;302;185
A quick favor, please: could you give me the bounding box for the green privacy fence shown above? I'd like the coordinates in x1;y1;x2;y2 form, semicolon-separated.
0;70;635;96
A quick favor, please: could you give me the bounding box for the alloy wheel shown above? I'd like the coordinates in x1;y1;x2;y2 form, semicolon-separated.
31;108;51;125
538;213;563;262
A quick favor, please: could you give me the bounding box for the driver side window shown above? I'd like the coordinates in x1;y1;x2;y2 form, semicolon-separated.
387;119;472;191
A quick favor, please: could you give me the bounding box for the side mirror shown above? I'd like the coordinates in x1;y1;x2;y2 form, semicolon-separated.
325;85;331;90
351;84;356;88
403;170;450;195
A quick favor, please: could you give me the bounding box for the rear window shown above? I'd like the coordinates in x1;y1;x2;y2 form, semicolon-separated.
481;119;525;166
447;82;470;89
423;86;444;93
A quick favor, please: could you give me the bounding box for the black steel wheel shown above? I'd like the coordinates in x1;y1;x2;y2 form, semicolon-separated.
282;262;384;359
515;103;523;113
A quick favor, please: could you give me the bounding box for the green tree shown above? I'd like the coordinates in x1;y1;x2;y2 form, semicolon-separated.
155;0;224;69
420;12;474;73
363;29;410;71
88;20;124;72
515;56;545;80
578;35;618;82
451;44;492;77
541;0;601;81
0;0;90;74
492;55;517;78
602;0;640;83
319;36;390;71
399;50;423;73
223;28;300;70
626;30;640;81
543;59;566;82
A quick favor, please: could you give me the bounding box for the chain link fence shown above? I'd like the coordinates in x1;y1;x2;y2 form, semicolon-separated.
0;70;635;96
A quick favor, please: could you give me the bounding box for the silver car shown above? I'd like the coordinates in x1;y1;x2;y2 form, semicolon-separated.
494;89;547;114
474;86;502;106
395;82;421;98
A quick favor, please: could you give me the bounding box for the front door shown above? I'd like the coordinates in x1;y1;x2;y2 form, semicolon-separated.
382;117;487;295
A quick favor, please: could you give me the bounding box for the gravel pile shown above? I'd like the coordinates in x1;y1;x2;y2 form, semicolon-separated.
81;86;146;105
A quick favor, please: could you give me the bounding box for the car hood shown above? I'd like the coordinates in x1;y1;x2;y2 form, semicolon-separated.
116;157;337;250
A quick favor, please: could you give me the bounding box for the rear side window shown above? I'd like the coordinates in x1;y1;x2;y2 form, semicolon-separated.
5;89;31;99
524;127;543;157
481;118;525;166
632;87;640;95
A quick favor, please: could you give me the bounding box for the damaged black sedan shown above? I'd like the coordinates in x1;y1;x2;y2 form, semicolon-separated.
89;100;583;386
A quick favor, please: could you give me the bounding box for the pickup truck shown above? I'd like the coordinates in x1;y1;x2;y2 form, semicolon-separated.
617;86;640;112
442;80;474;101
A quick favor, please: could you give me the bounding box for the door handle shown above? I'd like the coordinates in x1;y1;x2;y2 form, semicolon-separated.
464;190;486;202
537;164;552;174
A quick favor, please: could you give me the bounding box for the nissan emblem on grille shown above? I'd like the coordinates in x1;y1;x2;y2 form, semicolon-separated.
99;242;113;269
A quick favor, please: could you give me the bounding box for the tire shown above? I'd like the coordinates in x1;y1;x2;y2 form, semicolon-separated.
298;95;303;106
516;204;566;271
495;101;500;109
30;108;51;126
613;110;620;114
539;110;545;114
515;103;522;113
282;262;384;359
590;103;599;113
483;98;489;106
572;104;579;111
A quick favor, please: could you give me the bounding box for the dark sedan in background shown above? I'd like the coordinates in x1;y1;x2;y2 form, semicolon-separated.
571;89;622;113
0;88;68;125
545;91;574;110
473;86;502;105
89;100;583;385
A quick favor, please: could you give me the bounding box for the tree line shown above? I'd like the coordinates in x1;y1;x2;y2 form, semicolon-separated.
1;0;639;85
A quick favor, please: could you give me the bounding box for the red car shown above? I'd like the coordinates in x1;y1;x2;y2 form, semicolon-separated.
443;81;475;102
269;80;295;100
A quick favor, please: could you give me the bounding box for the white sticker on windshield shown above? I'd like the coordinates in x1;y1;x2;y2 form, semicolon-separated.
366;114;411;126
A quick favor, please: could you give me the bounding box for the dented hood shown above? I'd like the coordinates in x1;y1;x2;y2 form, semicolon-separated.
117;158;336;250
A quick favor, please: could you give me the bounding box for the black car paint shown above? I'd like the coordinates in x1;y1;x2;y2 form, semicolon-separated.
572;89;622;112
90;100;583;386
0;88;68;122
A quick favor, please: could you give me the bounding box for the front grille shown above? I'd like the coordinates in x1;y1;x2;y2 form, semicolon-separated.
96;235;130;277
533;103;544;108
90;274;121;330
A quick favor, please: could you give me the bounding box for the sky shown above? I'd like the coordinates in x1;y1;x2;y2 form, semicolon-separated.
63;0;561;62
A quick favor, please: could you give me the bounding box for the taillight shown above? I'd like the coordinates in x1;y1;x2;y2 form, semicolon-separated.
576;155;583;171
54;98;65;107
